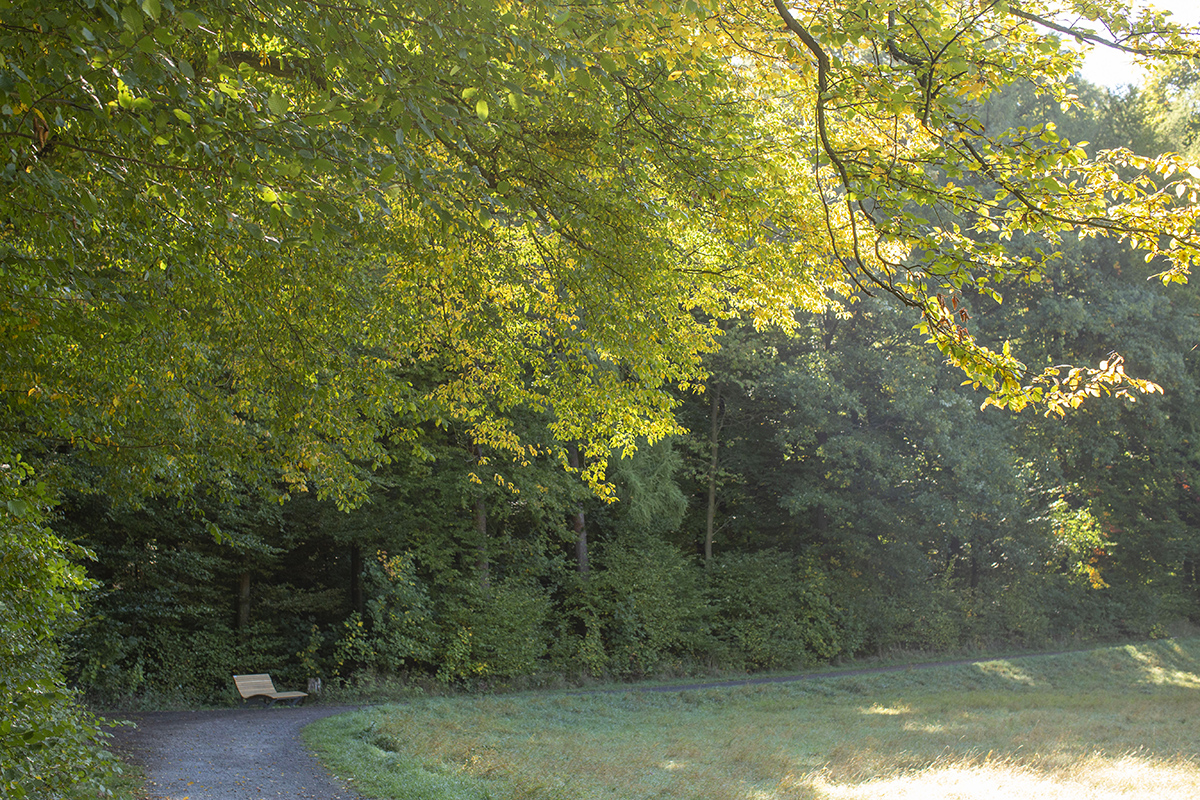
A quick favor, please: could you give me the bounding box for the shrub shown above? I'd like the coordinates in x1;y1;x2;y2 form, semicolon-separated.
469;578;553;677
362;552;438;673
146;624;238;702
1;459;122;797
571;535;707;676
331;551;440;680
706;550;846;669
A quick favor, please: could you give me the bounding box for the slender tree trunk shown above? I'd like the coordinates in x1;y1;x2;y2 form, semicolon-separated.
350;544;364;616
705;384;722;565
569;444;588;574
475;495;490;588
237;569;251;638
574;506;588;574
814;432;829;542
474;441;490;588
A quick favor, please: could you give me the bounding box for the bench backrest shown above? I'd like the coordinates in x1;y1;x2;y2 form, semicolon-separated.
233;673;277;698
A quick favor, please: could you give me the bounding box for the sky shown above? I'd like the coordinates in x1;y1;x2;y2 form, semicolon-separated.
1079;0;1200;88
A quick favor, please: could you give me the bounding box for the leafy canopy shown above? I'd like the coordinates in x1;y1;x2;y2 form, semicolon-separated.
3;0;1197;504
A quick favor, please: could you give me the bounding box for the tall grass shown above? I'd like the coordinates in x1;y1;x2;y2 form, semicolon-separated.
304;638;1200;799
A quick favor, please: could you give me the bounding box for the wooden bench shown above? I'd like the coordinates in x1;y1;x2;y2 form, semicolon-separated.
233;673;308;706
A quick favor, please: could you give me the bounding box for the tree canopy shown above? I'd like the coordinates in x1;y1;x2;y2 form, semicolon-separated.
4;0;1196;500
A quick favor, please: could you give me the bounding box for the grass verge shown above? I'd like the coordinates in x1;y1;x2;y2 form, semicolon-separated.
304;637;1200;800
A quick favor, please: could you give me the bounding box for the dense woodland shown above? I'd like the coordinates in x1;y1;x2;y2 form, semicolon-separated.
60;107;1200;700
63;76;1200;700
3;0;1200;796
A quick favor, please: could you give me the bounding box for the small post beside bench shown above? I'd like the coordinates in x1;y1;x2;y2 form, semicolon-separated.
233;673;308;707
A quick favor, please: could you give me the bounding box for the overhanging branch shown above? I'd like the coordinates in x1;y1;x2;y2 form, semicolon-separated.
1006;5;1197;58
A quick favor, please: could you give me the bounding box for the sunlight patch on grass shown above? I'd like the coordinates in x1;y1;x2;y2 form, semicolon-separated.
1139;667;1200;688
1124;645;1200;688
860;703;911;716
1078;754;1200;794
900;719;951;733
973;660;1040;686
807;763;1059;800
801;753;1200;800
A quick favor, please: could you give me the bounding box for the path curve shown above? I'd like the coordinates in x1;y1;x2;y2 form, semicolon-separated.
111;705;369;800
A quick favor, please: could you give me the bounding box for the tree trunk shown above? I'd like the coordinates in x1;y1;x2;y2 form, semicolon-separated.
237;569;251;637
474;441;490;588
350;544;364;616
813;432;829;542
475;495;490;588
569;444;588;574
705;384;722;565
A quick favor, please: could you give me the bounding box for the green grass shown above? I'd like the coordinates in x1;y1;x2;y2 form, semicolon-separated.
303;638;1200;800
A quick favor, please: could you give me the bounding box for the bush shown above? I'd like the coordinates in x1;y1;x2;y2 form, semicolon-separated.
67;618;147;705
706;550;846;669
1;459;122;797
362;551;438;673
427;576;555;683
1;679;124;799
469;578;553;677
147;624;238;702
570;535;707;676
855;573;966;653
971;574;1052;647
331;552;439;680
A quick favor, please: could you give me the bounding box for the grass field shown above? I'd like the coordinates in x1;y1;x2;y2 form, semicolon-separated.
304;639;1200;800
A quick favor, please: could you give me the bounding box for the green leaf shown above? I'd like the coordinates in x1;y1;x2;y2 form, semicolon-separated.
475;99;489;121
121;4;144;33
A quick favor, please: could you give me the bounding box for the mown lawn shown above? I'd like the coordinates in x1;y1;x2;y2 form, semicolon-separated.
305;639;1200;800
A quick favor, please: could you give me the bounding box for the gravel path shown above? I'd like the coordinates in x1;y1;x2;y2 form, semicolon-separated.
110;705;368;800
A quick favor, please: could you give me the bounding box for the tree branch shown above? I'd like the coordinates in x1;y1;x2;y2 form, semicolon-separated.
772;0;911;305
1006;6;1197;58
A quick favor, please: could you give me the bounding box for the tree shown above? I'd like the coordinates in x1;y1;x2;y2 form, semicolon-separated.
1144;60;1200;159
2;6;762;781
958;74;1200;637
